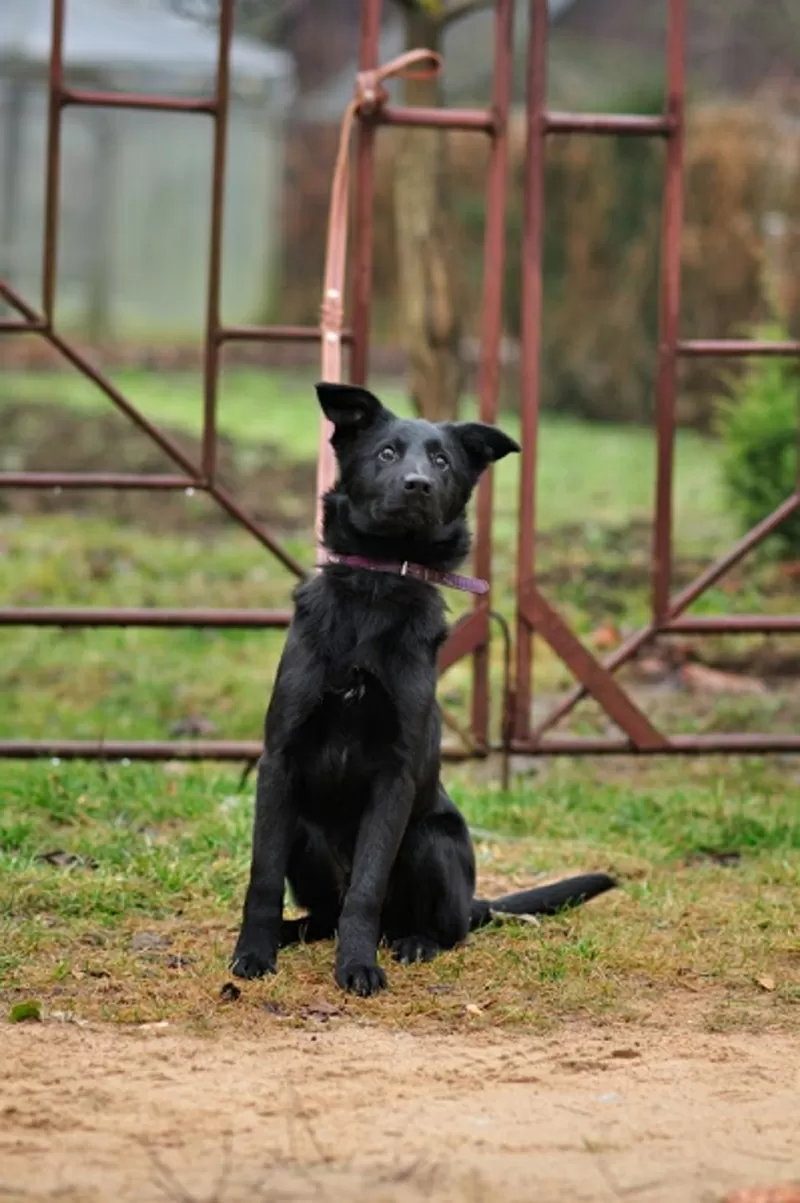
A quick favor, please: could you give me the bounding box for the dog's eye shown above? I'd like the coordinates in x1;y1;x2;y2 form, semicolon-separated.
432;452;449;471
378;446;396;463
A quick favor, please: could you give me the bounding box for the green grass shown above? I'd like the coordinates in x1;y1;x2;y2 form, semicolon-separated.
0;366;792;745
0;367;730;538
1;367;798;1031
0;756;797;1029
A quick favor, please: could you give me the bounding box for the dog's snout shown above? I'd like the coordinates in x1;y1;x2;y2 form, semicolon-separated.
403;474;432;496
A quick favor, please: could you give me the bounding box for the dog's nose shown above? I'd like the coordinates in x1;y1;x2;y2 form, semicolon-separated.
403;474;432;496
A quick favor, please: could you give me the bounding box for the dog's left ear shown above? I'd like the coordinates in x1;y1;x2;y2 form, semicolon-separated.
315;382;389;433
448;422;521;473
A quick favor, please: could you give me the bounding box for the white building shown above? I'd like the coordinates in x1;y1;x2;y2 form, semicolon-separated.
0;0;295;339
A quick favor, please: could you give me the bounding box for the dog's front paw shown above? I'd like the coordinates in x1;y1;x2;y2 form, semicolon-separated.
230;946;278;980
390;935;441;965
335;959;387;997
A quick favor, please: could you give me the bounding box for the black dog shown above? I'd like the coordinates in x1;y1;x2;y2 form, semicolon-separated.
231;382;615;996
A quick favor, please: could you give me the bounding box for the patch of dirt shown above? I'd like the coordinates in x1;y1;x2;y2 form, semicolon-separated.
0;402;315;533
1;1014;798;1203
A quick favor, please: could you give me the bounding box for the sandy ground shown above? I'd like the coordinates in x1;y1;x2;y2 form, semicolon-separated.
1;1016;799;1203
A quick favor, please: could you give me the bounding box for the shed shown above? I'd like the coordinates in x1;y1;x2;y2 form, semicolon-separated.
0;0;296;340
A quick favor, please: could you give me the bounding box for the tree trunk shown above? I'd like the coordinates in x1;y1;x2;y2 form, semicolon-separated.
393;10;463;421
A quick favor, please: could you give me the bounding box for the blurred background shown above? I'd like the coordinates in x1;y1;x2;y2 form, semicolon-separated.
1;0;798;748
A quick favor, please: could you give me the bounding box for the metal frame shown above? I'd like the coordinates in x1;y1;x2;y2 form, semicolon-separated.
0;0;515;762
1;0;798;763
511;0;800;756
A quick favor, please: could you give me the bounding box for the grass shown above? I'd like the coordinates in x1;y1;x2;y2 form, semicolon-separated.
0;755;797;1031
1;366;798;1032
0;367;794;746
0;367;731;537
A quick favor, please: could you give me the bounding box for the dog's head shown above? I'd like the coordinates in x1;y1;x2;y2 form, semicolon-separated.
316;382;519;559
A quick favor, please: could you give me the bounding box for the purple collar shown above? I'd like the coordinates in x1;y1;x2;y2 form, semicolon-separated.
322;552;489;596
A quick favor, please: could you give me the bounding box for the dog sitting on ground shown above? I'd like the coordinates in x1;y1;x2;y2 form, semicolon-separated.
231;382;615;996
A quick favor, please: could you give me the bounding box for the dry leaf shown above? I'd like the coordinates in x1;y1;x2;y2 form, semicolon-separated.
590;624;622;651
679;663;767;696
299;999;344;1021
757;975;776;992
465;1003;483;1017
724;1186;800;1203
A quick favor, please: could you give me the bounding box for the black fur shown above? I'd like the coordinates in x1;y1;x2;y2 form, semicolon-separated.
231;383;616;996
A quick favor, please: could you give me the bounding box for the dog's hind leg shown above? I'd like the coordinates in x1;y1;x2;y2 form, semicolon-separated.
281;823;342;948
383;805;475;965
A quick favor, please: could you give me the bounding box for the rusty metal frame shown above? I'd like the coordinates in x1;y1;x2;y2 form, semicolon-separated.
2;0;798;764
0;0;516;762
511;0;800;756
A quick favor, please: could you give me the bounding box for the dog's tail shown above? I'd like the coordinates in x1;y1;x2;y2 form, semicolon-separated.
469;872;616;931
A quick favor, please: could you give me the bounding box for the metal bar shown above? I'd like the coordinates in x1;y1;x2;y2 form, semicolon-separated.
527;620;657;742
350;0;383;387
201;0;234;482
544;113;673;136
218;324;354;344
374;105;496;133
0;319;46;332
510;735;800;755
530;492;800;741
678;339;800;357
513;0;548;743
0;279;202;478
0;473;197;490
60;88;216;115
667;493;800;618
0;739;263;761
42;0;66;322
519;584;668;749
438;609;489;676
0;739;481;762
4;730;798;763
0;608;292;628
0;280;305;578
664;615;800;634
470;0;515;747
206;481;307;578
652;0;687;624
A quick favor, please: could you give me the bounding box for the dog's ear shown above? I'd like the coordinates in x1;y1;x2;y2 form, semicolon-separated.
448;422;521;473
315;383;389;433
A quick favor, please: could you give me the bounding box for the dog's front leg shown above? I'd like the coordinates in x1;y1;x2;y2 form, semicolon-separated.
231;753;294;980
335;773;414;997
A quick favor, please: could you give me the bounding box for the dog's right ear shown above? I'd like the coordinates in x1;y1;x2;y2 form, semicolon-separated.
315;383;388;433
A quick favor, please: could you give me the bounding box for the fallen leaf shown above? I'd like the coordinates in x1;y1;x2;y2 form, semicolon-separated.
686;847;741;868
49;1011;88;1027
679;663;767;696
465;1003;483;1017
131;931;172;953
218;981;241;1003
35;849;98;870
724;1186;800;1203
757;975;776;992
590;624;622;651
299;999;343;1021
9;1001;42;1023
166;954;194;970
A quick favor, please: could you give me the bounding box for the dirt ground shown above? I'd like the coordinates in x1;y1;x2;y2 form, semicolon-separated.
1;1011;798;1203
